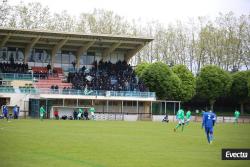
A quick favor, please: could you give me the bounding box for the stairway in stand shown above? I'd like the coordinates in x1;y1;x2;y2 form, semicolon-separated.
34;67;72;89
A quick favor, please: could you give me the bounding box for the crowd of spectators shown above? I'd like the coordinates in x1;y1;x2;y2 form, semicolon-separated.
33;71;48;79
0;62;29;73
67;60;148;92
51;85;59;90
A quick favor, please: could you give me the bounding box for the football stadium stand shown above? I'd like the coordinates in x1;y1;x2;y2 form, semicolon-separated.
0;28;181;121
68;60;147;91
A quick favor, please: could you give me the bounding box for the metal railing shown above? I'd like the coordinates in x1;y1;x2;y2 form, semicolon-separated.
32;88;156;98
108;91;155;98
0;73;33;80
0;86;15;93
33;73;59;80
0;72;60;81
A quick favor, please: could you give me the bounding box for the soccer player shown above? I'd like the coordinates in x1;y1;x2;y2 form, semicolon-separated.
2;105;9;121
89;106;96;120
77;108;83;120
174;109;185;132
202;110;216;144
39;105;46;121
13;105;19;119
234;110;240;124
185;110;191;126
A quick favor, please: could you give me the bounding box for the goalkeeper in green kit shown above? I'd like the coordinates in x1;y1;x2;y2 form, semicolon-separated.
174;109;185;132
234;110;240;124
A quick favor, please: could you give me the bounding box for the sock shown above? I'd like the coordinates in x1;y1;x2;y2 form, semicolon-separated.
175;124;180;129
206;131;210;143
210;133;213;142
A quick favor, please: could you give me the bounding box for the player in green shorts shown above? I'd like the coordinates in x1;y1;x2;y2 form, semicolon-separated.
234;110;240;124
174;109;185;132
185;110;191;126
39;105;46;121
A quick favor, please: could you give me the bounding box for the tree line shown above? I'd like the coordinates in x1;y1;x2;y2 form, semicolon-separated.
136;62;250;114
1;1;249;72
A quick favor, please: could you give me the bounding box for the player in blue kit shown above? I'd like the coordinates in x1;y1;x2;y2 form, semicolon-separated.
202;110;216;144
2;105;9;121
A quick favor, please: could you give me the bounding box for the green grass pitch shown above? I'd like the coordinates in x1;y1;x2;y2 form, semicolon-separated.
0;120;249;167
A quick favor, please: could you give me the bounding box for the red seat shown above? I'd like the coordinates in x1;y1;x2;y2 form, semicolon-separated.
33;67;71;89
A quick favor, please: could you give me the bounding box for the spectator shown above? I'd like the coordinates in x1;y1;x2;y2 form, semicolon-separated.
0;62;29;74
51;85;55;93
54;108;59;120
72;61;76;71
81;66;86;72
73;109;78;120
9;54;14;64
83;108;89;120
47;64;51;74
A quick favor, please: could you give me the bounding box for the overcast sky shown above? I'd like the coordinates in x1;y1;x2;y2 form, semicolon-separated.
7;0;250;24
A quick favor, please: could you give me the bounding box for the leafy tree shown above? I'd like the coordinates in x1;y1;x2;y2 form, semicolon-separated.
13;2;50;29
196;65;232;110
0;0;11;26
47;10;76;32
231;71;250;113
135;62;150;78
172;65;196;101
140;62;181;100
248;78;250;97
77;9;130;35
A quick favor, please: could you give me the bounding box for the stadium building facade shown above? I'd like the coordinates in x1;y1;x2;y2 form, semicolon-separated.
0;28;180;120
